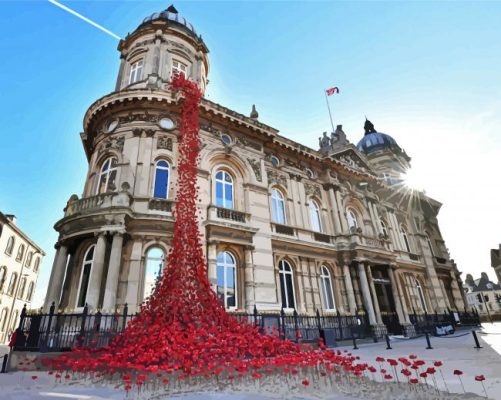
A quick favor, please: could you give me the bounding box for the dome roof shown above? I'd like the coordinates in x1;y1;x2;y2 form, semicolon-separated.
356;119;400;155
138;6;199;40
357;131;399;154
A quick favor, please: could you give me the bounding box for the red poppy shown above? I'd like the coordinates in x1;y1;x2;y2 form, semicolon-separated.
475;375;485;381
302;379;310;386
376;357;385;363
384;374;393;380
454;370;463;376
434;361;443;367
31;375;38;380
410;378;419;384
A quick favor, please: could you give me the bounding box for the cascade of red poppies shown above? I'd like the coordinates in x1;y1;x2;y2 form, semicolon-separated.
39;75;483;398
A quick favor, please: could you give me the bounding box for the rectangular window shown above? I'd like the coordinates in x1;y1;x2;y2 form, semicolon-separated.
171;60;187;78
129;60;143;84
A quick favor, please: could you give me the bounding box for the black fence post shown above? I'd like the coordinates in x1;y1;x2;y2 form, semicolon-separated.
1;354;7;373
14;304;28;349
122;303;128;331
472;330;482;349
425;332;433;349
336;309;343;341
316;309;322;340
253;304;258;329
280;308;285;340
385;334;392;350
44;302;55;347
351;326;358;350
293;309;299;343
79;303;88;346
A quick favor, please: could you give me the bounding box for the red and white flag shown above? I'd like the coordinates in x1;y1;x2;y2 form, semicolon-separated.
326;87;339;96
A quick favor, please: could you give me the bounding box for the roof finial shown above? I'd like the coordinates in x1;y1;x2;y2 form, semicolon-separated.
364;117;376;135
166;4;178;14
250;104;259;119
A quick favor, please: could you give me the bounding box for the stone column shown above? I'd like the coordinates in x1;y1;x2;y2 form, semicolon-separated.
86;233;107;310
366;264;383;324
393;270;411;322
327;186;342;235
207;242;218;292
388;266;409;323
357;262;377;325
244;246;255;311
366;201;380;235
335;190;348;233
343;264;357;314
124;240;143;312
43;244;68;311
102;233;124;311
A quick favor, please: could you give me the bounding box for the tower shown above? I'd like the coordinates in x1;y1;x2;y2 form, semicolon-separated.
356;119;411;184
44;6;208;313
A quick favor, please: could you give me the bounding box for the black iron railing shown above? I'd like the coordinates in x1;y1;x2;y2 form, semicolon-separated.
408;309;480;335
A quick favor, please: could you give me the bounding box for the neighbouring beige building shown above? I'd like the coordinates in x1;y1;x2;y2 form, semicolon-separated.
0;213;44;344
43;6;466;335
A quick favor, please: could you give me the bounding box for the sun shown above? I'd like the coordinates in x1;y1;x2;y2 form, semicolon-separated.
402;168;425;192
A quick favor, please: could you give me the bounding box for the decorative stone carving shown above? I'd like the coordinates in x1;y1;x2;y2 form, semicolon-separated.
304;183;321;198
236;137;261;151
157;136;173;151
266;169;288;188
119;113;159;124
99;136;125;153
247;158;262;181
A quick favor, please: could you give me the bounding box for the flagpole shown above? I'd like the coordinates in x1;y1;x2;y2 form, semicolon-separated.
324;91;335;133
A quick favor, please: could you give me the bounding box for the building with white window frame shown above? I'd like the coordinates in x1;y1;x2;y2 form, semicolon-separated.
42;6;466;336
0;212;45;344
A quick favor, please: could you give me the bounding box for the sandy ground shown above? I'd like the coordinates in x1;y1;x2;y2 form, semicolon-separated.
0;324;500;399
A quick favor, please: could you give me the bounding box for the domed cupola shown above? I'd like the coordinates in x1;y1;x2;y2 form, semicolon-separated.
356;119;411;180
115;5;209;92
356;119;400;155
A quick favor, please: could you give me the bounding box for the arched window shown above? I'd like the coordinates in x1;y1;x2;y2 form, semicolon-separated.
0;308;8;332
16;244;25;262
25;251;33;268
400;226;411;252
5;236;14;255
320;266;335;311
26;281;35;302
216;251;237;309
346;208;358;230
129;60;143;84
76;245;95;308
278;260;296;310
271;189;286;224
425;233;435;257
144;247;165;300
308;200;322;232
96;157;118;194
380;219;388;237
7;273;17;296
215;170;234;209
18;277;27;300
153;160;170;199
416;280;427;312
33;258;40;273
0;266;6;292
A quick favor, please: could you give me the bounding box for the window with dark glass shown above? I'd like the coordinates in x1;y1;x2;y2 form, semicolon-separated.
215;170;234;209
278;260;295;309
153;160;170;199
96;157;118;194
77;245;95;308
320;266;335;311
216;251;237;309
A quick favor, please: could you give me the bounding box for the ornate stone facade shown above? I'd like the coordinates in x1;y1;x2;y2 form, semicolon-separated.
43;7;466;334
0;213;44;344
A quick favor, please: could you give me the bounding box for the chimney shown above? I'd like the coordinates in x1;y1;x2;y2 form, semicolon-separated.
5;214;16;224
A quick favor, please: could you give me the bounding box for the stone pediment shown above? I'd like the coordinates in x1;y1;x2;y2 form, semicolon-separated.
329;147;374;175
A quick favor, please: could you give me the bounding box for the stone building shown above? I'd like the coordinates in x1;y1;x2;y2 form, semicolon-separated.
491;245;501;283
464;272;501;317
43;6;466;334
0;212;45;344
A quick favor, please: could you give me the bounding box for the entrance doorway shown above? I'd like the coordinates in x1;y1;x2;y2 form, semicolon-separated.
372;266;402;334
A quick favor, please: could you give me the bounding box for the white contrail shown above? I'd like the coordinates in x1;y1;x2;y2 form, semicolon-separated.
48;0;122;40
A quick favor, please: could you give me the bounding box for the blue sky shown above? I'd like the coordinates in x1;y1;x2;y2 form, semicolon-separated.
1;1;500;307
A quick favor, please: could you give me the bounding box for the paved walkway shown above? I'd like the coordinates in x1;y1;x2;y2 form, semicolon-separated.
336;323;501;399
